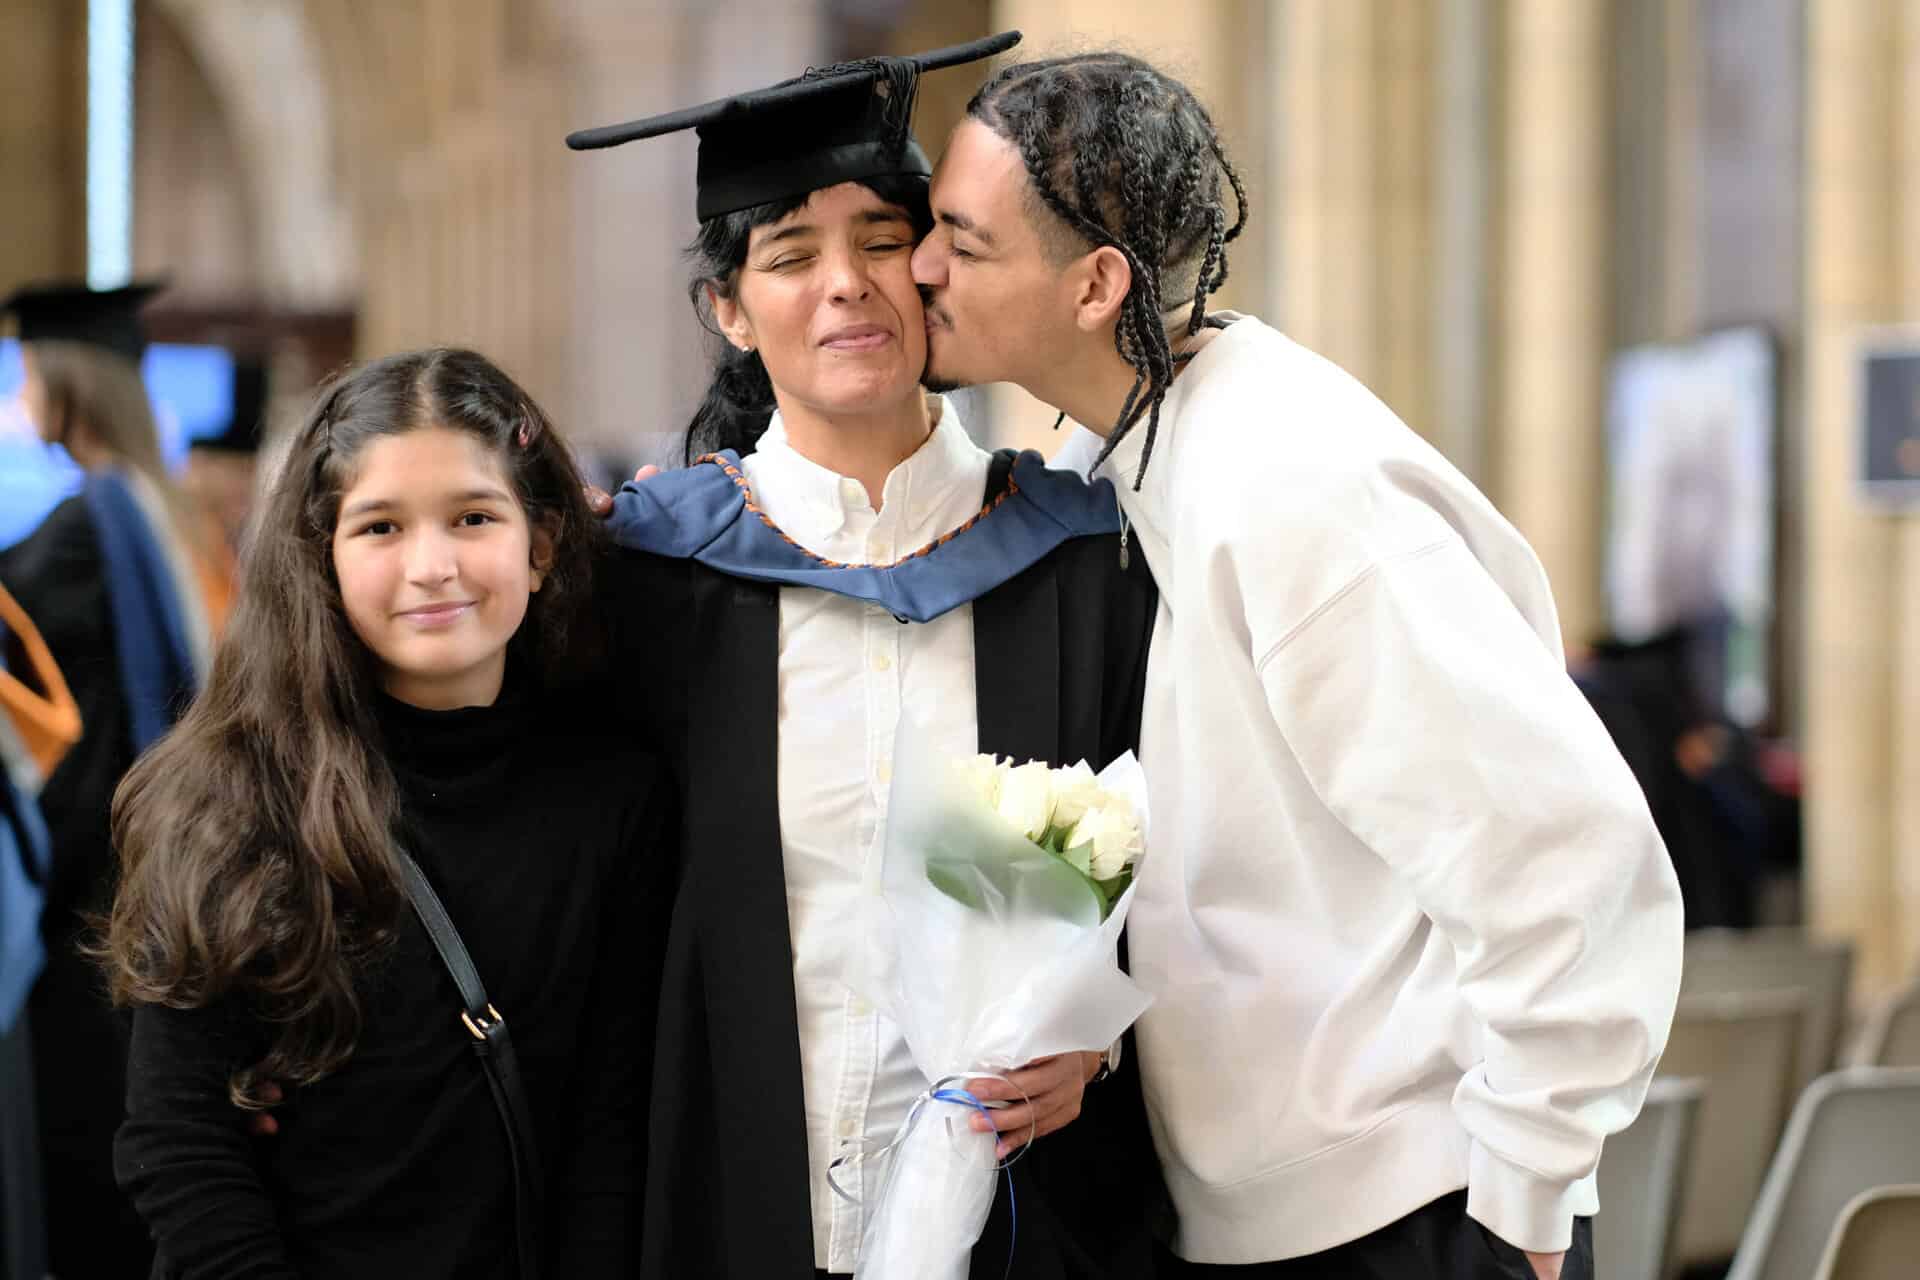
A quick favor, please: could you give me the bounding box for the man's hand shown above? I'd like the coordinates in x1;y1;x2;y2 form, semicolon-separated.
962;1051;1103;1158
584;464;661;518
246;1082;284;1137
1523;1249;1564;1280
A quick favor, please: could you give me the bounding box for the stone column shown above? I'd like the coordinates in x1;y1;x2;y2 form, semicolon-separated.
1802;0;1902;1000
1490;0;1609;646
1892;0;1920;987
0;3;87;287
1272;0;1380;390
1262;0;1444;448
1432;0;1491;482
1376;2;1437;442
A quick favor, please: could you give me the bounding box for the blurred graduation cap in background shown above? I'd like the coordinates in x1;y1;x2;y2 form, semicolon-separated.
1;280;165;363
566;31;1021;220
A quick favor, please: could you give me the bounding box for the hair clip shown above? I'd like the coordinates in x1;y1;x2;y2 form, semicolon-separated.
516;420;538;448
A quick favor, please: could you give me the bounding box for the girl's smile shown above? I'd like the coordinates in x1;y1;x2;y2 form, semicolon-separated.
331;425;547;710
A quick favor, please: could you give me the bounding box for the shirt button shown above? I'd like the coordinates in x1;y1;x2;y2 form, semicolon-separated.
839;478;865;506
871;652;892;673
866;540;888;562
876;760;893;785
849;997;871;1017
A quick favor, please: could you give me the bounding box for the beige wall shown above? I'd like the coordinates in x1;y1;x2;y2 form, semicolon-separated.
135;4;260;304
0;4;87;290
1803;0;1920;1002
1489;1;1610;646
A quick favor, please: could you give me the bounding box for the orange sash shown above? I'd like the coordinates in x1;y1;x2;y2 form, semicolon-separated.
0;582;83;778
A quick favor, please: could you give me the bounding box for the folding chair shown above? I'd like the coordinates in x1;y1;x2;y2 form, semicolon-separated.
1811;1184;1920;1280
1659;989;1803;1268
1681;927;1854;1097
1593;1076;1703;1280
1727;1068;1920;1280
1854;981;1920;1068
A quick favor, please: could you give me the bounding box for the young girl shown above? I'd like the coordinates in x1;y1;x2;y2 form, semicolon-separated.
104;348;666;1279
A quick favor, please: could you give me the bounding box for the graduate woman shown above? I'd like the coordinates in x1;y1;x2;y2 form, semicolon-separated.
0;281;224;1277
567;33;1164;1280
106;348;668;1277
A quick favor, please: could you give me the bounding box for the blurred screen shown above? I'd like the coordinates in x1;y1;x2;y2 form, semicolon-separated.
144;342;237;460
0;338;236;549
0;337;237;466
1605;326;1777;726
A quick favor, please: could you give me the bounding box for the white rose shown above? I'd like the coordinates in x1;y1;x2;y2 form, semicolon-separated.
996;760;1058;841
952;754;1006;810
1047;761;1102;832
1067;800;1143;882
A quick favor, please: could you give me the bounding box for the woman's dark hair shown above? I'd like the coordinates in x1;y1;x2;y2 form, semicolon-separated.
101;347;600;1107
682;172;934;463
967;53;1250;487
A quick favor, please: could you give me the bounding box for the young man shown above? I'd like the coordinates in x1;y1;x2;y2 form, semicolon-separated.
908;52;1684;1280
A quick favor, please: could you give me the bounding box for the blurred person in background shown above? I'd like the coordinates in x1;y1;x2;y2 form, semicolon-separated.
572;33;1164;1280
0;390;76;554
0;280;222;1278
1572;626;1800;930
184;356;269;560
1;578;76;1280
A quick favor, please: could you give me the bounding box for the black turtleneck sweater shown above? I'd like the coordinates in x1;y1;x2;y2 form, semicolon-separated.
115;683;671;1279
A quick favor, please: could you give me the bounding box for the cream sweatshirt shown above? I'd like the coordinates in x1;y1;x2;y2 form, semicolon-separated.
1057;316;1684;1261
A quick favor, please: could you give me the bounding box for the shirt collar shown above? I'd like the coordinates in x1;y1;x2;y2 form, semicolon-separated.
747;394;983;550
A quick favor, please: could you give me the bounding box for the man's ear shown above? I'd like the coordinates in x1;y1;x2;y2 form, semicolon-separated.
529;519;556;592
1072;245;1134;333
708;284;756;353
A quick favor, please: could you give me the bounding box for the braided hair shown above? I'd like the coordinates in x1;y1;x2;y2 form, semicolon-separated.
967;53;1249;487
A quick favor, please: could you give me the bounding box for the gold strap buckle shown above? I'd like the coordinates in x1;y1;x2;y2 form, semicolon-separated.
461;1003;504;1041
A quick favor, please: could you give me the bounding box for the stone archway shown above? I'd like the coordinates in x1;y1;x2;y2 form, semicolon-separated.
148;0;357;308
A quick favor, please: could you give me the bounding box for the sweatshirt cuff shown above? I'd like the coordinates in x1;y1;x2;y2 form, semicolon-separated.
1465;1141;1597;1253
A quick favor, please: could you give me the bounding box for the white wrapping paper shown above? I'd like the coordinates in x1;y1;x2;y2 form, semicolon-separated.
848;721;1152;1280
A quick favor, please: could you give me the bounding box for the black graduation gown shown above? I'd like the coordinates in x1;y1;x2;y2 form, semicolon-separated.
0;495;155;1277
604;453;1166;1280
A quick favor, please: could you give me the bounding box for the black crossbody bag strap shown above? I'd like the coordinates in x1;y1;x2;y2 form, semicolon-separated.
398;850;544;1280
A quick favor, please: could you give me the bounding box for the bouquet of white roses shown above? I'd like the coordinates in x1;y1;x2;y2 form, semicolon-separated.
848;721;1151;1280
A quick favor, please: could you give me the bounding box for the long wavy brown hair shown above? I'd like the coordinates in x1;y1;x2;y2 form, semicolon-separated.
101;347;601;1107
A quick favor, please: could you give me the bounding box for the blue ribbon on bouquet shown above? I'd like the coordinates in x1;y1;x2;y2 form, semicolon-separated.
826;1072;1035;1280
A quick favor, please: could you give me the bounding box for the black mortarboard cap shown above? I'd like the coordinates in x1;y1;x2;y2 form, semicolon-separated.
1;280;164;362
566;31;1021;221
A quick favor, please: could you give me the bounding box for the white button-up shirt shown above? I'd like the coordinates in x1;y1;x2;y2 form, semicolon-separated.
738;399;989;1271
